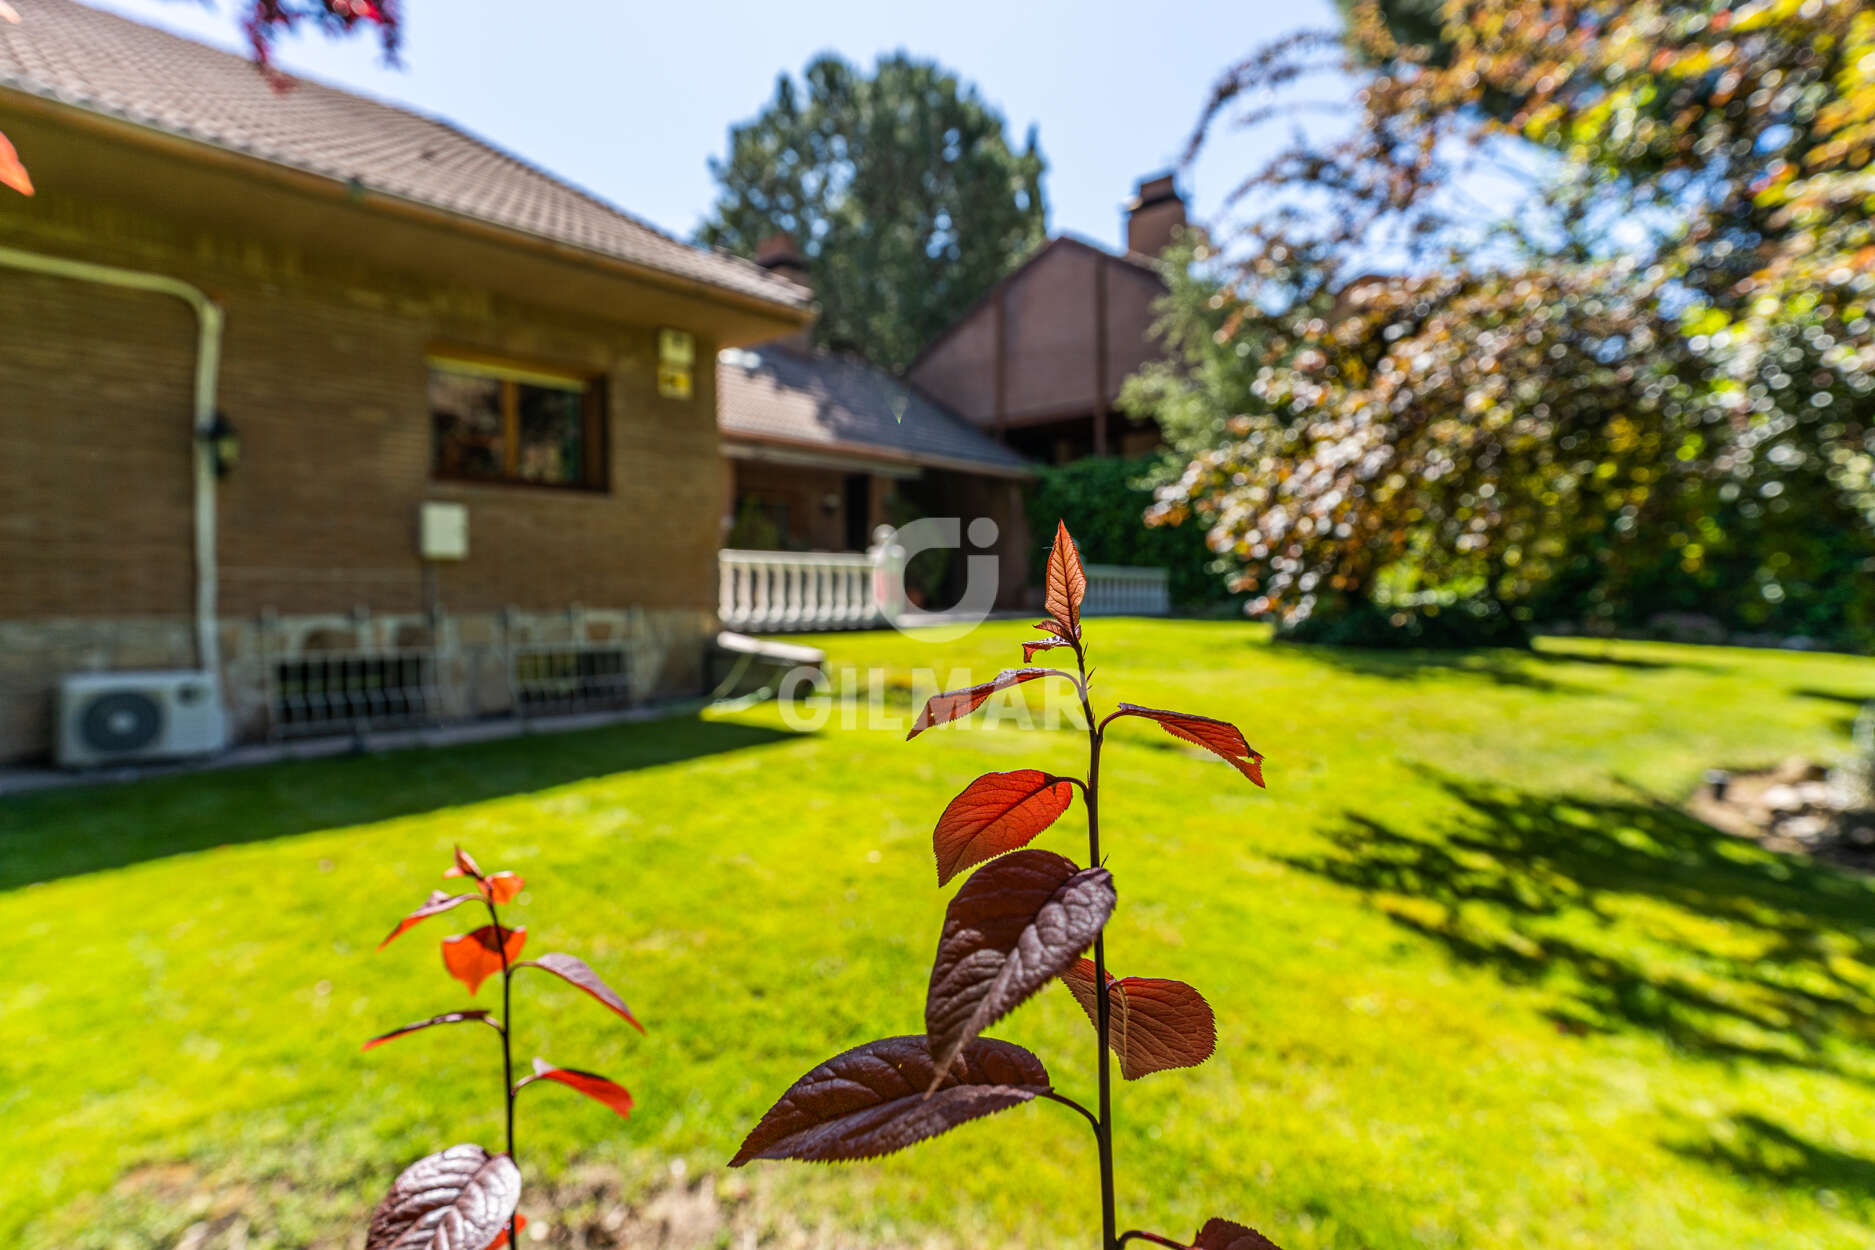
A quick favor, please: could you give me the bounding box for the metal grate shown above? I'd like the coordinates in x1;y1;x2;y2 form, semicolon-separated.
511;644;633;717
271;651;437;736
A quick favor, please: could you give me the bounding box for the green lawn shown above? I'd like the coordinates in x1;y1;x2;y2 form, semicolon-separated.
6;621;1875;1249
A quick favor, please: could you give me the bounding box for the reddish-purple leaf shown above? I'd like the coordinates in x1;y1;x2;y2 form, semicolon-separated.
1033;618;1076;641
926;849;1115;1084
1060;958;1217;1080
1112;703;1265;786
441;925;526;996
933;770;1076;886
477;872;523;905
364;1144;520;1250
380;891;477;950
362;1010;494;1053
516;952;644;1033
0;130;32;197
1022;637;1071;662
1192;1217;1285;1250
525;1057;634;1118
443;846;483;880
484;1214;527;1250
1044;521;1087;637
730;1035;1050;1166
907;668;1055;739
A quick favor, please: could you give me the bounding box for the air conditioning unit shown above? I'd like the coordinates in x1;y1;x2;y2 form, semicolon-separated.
56;671;228;768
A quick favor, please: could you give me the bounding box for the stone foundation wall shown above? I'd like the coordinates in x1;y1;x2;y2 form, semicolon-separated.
1;606;712;762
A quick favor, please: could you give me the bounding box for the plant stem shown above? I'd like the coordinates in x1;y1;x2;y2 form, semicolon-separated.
483;891;519;1250
1039;1089;1102;1134
1074;641;1118;1250
1117;1232;1186;1250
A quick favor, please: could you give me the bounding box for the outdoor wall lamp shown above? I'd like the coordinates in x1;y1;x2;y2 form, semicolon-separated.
200;411;240;477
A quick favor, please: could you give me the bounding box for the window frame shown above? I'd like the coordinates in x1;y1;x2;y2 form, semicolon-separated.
427;351;610;493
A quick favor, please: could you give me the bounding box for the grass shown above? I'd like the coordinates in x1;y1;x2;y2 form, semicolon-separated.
5;620;1875;1249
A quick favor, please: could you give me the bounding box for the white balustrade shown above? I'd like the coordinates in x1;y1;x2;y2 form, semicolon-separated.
719;548;1169;632
718;549;884;632
1083;563;1171;616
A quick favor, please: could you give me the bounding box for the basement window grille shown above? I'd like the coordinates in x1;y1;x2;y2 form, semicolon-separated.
272;652;436;735
512;645;633;716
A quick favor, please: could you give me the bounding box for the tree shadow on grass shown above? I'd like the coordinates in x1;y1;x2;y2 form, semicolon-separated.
1282;770;1875;1078
1791;687;1875;708
0;715;806;891
1276;640;1725;694
1535;644;1725;673
1791;686;1875;737
1666;1112;1875;1206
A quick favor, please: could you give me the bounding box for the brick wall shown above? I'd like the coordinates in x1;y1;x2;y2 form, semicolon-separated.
0;191;728;759
907;239;1167;435
728;461;852;552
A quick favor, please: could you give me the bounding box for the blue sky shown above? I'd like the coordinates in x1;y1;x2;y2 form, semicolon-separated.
83;0;1345;251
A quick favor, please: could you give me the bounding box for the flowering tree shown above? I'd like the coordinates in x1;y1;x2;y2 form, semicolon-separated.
1154;0;1875;638
239;0;401;74
1149;263;1712;621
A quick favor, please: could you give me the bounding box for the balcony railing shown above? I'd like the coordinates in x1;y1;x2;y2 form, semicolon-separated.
718;545;1171;633
718;549;883;633
1084;563;1171;616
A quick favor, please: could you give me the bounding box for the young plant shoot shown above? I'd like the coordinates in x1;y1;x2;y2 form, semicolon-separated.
732;521;1280;1249
363;846;643;1250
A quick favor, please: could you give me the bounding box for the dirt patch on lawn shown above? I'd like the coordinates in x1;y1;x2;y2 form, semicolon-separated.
1684;756;1875;873
109;1158;945;1250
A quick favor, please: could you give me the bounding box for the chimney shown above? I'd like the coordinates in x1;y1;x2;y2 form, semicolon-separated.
755;232;812;288
754;232;815;352
1124;173;1187;259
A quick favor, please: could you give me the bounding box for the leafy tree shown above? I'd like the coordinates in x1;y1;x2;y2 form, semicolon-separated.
1154;0;1875;644
699;53;1047;372
1117;241;1263;462
237;0;402;70
1024;452;1234;609
1148;260;1715;624
1331;0;1444;57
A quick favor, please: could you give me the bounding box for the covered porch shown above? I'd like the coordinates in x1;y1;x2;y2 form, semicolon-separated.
717;342;1039;615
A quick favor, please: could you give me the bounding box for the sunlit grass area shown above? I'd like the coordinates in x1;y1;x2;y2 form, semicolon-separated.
5;621;1875;1248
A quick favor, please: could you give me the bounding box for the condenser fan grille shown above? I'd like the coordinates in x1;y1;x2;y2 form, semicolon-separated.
78;690;165;753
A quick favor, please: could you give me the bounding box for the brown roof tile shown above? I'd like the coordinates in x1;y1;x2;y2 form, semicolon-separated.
718;345;1036;478
0;0;809;309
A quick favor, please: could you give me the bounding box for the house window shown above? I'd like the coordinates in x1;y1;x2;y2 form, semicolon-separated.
429;357;606;489
728;493;791;549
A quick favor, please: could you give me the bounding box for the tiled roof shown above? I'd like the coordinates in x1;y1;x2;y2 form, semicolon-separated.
718;345;1036;478
907;234;1162;372
0;0;809;309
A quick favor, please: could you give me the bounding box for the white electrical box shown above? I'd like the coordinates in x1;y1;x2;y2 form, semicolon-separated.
420;501;469;560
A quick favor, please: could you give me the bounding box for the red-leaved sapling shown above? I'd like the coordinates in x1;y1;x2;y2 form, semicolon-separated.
732;520;1282;1249
362;845;643;1250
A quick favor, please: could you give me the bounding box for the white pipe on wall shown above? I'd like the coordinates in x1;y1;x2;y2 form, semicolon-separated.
0;244;226;675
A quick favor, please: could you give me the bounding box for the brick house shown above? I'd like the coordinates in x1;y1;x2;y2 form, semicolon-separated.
716;236;1036;612
907;174;1186;464
0;0;812;761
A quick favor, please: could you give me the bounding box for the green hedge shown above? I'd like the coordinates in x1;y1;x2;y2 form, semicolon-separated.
1025;454;1235;609
1278;593;1530;650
